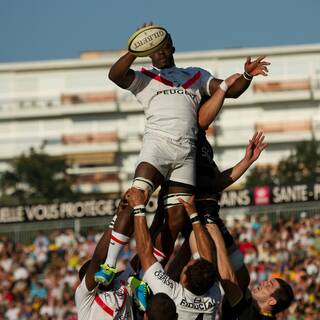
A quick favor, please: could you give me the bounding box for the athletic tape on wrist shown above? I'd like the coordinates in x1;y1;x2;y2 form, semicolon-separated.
189;213;198;219
133;205;145;210
134;212;146;217
219;81;228;92
189;213;200;224
243;71;253;81
108;214;117;229
133;205;146;216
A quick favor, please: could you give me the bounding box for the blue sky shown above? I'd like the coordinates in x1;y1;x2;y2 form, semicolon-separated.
1;0;319;63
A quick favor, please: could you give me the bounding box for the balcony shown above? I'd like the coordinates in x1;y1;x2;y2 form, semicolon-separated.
0;90;118;120
255;120;313;143
74;181;121;194
62;131;118;144
44;131;120;157
70;169;122;194
67;165;119;175
223;76;320;107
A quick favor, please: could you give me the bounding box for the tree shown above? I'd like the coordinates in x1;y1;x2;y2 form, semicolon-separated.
245;139;320;188
245;165;277;188
277;138;320;185
0;148;77;206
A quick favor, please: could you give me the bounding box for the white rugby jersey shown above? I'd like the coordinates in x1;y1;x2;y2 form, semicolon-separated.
128;66;214;140
75;276;134;320
143;262;221;320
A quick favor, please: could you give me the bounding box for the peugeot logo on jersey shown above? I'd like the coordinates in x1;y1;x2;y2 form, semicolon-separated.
156;89;198;101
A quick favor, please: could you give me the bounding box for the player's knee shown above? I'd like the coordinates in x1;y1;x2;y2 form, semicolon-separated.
132;177;154;197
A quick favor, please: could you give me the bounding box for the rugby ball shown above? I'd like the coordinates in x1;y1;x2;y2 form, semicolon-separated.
128;25;168;57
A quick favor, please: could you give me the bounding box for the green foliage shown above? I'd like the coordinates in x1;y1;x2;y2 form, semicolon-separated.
245;139;320;188
277;139;320;185
0;148;77;206
245;165;277;188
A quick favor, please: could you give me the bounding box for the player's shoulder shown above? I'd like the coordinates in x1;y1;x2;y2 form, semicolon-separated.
76;276;96;295
183;66;213;75
229;291;274;320
131;66;154;76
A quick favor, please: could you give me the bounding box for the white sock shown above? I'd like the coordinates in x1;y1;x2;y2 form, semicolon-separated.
105;231;129;267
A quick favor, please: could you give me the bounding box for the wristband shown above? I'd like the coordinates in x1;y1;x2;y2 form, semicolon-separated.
243;71;253;81
189;212;200;224
133;205;146;216
219;81;228;92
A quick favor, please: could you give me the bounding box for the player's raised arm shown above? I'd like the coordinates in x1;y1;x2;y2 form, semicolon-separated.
109;23;168;89
209;56;270;98
81;222;113;291
206;223;243;307
198;73;241;130
108;52;137;89
178;196;213;263
125;187;157;272
108;23;153;89
217;131;267;190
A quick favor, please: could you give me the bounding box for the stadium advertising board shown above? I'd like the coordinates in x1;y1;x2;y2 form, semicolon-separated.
1;183;320;224
220;183;320;207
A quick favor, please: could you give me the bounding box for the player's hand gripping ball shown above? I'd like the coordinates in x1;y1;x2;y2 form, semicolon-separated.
128;25;168;57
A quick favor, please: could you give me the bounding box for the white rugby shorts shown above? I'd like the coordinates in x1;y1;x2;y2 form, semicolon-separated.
136;132;196;186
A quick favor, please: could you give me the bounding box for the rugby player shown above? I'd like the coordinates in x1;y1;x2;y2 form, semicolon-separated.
75;226;134;319
155;131;267;275
151;130;268;319
206;223;294;319
126;187;221;320
195;130;267;281
75;217;177;319
95;25;270;286
109;131;267;316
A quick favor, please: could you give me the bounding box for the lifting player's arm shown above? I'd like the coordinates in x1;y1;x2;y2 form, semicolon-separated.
209;56;270;99
125;187;157;272
85;228;112;291
216;131;267;191
178;196;213;263
206;223;244;307
198;73;241;130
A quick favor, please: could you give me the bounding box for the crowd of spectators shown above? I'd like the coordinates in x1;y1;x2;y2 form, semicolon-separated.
0;213;319;319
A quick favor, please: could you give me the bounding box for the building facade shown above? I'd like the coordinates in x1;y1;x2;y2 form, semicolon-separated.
0;44;320;197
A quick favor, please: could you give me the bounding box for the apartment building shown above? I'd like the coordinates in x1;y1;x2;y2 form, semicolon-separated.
0;44;319;196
